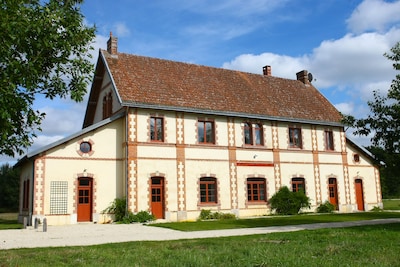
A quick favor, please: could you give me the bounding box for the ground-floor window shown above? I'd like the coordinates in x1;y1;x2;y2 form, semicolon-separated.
292;177;305;193
50;181;68;214
247;178;267;202
200;177;217;203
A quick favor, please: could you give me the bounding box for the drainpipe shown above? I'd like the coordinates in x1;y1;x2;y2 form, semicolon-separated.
125;106;129;216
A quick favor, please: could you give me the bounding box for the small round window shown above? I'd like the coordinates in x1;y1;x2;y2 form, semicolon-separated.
80;142;92;153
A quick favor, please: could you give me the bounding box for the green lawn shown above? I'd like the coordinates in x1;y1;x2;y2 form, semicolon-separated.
383;199;400;210
151;212;400;231
0;213;22;230
1;223;400;266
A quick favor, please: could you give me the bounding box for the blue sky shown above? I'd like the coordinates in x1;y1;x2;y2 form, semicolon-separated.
3;0;400;164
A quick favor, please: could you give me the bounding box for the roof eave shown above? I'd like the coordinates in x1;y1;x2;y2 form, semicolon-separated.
121;101;343;127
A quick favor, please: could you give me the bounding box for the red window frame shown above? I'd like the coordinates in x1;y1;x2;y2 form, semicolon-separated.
289;127;302;148
292;178;305;193
244;123;264;146
198;120;215;144
150;117;164;142
200;177;217;203
325;130;334;151
247;178;267;202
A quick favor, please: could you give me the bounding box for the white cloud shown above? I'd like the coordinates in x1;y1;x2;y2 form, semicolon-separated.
222;28;400;109
222;53;308;78
114;22;131;37
347;0;400;34
334;102;354;115
310;29;400;89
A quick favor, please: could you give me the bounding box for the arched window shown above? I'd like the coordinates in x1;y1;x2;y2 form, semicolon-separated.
247;178;267;202
292;177;305;193
199;177;217;203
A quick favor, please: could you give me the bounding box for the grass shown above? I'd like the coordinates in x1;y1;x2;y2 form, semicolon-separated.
383;199;400;210
151;212;400;231
0;213;22;230
0;223;399;266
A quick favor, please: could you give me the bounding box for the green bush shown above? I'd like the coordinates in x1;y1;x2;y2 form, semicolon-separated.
198;209;236;220
133;210;156;223
317;201;335;213
103;198;155;223
269;186;311;215
102;197;127;221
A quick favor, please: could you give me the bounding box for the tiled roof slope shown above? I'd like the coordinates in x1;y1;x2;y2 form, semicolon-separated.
103;50;342;124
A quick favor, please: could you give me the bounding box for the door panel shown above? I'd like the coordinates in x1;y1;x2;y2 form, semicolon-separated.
355;179;365;211
328;178;339;210
151;177;164;219
77;178;92;222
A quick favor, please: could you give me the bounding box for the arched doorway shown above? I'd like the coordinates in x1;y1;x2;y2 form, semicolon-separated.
328;178;339;210
150;177;165;219
77;177;93;222
355;179;365;211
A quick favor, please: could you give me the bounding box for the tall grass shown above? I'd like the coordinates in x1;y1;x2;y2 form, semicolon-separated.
1;223;399;266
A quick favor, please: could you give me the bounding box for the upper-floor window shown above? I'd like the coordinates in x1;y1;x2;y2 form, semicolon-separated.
102;92;112;119
150;117;164;142
198;120;215;144
244;123;264;146
292;177;305;193
200;177;217;204
247;178;267;202
325;130;334;151
289;127;302;148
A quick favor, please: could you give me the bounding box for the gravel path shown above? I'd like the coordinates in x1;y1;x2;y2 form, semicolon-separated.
1;218;399;250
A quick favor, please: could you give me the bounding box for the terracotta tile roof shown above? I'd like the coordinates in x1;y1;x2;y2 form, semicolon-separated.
102;50;342;124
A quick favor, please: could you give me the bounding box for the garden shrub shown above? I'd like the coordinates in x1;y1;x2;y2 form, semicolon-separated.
269;186;311;215
198;209;236;220
103;198;155;223
316;201;335;213
102;197;127;221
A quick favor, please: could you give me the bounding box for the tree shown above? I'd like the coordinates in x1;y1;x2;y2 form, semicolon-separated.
269;186;310;215
352;41;400;197
0;0;95;156
0;163;20;212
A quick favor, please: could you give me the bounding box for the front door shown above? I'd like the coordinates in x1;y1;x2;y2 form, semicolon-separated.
151;177;164;219
77;177;93;222
328;178;339;210
355;179;365;211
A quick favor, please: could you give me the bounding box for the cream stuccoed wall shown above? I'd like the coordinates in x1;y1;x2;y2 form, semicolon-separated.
21;118;126;225
127;108;381;221
20;105;381;225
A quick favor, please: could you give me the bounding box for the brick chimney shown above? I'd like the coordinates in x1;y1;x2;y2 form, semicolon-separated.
263;65;271;76
107;32;118;55
296;70;310;85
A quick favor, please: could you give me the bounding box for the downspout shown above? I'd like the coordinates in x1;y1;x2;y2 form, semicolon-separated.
125;106;129;216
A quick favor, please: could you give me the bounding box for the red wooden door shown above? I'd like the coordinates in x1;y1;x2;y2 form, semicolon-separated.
355;179;364;211
77;178;92;222
151;177;164;219
328;178;339;210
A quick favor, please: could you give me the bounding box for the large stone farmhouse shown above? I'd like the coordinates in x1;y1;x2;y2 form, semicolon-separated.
17;35;382;225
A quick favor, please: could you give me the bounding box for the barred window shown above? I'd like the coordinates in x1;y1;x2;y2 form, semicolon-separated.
50;181;68;214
